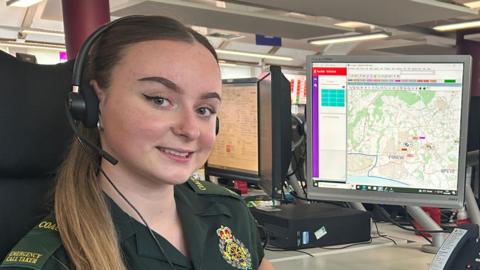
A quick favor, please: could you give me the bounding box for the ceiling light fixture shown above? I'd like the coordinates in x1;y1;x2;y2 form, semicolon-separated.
309;32;390;46
286;12;307;18
464;1;480;9
433;20;480;31
21;29;65;37
215;1;226;8
334;21;374;29
0;41;65;51
216;49;293;61
6;0;44;8
219;62;237;67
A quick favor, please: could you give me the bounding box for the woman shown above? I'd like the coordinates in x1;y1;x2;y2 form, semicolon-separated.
0;16;274;270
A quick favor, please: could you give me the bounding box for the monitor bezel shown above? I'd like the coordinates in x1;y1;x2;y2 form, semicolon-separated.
204;77;261;183
306;55;471;208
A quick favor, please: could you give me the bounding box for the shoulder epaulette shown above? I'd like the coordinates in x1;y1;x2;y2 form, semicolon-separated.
0;217;62;270
186;179;241;199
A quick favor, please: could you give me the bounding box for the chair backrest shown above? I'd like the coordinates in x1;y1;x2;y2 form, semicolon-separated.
0;51;74;260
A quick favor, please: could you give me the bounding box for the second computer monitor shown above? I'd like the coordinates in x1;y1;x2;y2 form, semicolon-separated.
206;78;260;182
258;66;292;199
205;66;292;200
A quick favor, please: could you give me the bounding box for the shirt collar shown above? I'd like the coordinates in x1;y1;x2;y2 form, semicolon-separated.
106;183;233;241
106;194;136;242
106;182;235;269
107;194;192;268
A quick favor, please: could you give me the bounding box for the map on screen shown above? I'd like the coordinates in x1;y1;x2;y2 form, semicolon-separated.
312;63;464;195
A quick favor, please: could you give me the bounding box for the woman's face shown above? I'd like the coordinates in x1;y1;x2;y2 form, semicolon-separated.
96;40;221;186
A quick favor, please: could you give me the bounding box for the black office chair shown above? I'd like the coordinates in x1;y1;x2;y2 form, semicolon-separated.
0;51;74;260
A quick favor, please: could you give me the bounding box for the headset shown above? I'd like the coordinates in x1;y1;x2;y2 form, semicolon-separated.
66;16;220;165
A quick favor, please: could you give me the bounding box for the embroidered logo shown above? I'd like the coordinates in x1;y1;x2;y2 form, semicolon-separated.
217;225;252;270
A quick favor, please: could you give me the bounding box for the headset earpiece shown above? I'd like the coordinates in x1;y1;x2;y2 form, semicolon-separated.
215;117;220;136
68;81;99;128
67;18;119;129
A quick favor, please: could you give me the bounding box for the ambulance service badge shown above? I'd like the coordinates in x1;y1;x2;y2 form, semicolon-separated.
216;225;252;270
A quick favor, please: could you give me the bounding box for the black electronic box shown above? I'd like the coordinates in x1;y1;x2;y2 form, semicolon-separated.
250;202;371;250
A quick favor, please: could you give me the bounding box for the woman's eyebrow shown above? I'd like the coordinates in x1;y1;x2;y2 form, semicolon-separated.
201;92;221;101
138;76;221;101
138;76;183;93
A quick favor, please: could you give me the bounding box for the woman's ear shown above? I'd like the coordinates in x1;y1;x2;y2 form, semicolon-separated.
90;80;105;111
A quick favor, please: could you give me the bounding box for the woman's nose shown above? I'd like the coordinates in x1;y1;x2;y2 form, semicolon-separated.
171;111;201;140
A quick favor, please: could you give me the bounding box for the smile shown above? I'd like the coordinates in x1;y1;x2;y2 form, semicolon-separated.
157;147;193;160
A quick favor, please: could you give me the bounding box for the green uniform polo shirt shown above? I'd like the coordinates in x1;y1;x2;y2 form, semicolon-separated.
0;180;264;270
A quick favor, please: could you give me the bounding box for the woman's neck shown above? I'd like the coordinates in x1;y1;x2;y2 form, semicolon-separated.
99;165;189;257
99;165;177;226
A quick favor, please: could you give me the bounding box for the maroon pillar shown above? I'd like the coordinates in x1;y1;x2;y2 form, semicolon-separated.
457;30;480;151
457;29;480;97
62;0;110;60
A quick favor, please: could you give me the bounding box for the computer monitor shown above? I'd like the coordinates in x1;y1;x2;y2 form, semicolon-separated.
205;78;260;183
257;66;292;200
15;53;37;64
306;55;471;208
205;66;292;199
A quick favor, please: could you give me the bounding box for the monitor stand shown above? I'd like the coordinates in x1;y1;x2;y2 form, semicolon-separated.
389;170;480;254
349;202;446;253
348;202;445;254
407;174;480;254
348;202;446;253
405;206;446;253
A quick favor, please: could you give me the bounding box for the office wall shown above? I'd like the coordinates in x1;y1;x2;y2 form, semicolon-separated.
220;65;260;79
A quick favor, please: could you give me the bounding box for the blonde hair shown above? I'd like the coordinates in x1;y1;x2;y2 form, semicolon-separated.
54;127;126;270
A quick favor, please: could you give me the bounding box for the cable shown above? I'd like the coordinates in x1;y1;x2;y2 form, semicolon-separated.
100;169;177;270
319;239;373;250
280;182;287;202
289;191;349;208
288;191;310;202
291;114;305;152
372;234;398;246
299;181;307;196
287;141;306;179
375;205;450;234
265;246;314;257
371;217;398;246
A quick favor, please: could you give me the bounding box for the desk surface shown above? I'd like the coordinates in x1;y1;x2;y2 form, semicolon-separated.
265;223;435;270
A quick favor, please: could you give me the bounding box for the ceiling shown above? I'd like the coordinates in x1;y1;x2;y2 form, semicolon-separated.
1;0;479;69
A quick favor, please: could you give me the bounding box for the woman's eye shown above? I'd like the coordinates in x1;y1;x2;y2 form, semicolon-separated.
197;107;215;117
143;94;171;107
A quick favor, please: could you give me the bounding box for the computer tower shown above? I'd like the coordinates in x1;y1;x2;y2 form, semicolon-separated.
251;202;371;250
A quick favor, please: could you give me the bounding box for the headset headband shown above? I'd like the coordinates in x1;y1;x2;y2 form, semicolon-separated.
72;16;145;88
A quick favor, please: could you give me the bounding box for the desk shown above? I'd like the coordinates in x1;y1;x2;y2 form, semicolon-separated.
265;223;435;270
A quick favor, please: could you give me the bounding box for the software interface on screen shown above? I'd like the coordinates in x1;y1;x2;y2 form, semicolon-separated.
311;62;464;196
207;83;259;175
